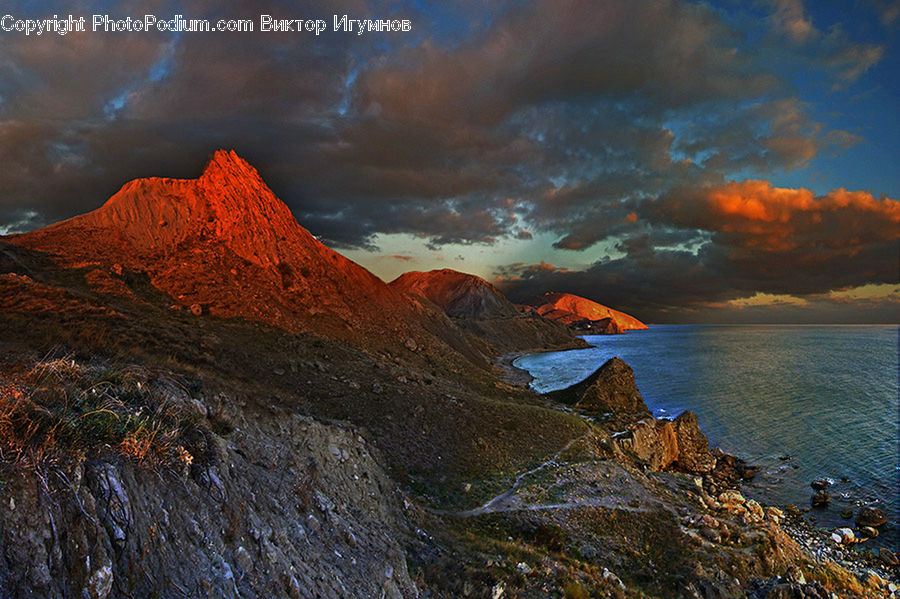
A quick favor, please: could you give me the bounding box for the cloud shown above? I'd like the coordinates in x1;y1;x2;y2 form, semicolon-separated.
497;181;899;321
359;0;775;126
494;260;571;281
875;0;900;26
765;0;814;42
759;0;884;88
0;0;894;325
385;254;415;261
647;180;899;254
728;292;809;308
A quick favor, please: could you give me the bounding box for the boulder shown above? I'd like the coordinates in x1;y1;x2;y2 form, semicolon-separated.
620;418;680;470
764;507;784;523
718;490;746;508
855;506;887;528
879;548;899;567
810;479;829;491
830;528;855;545
810;491;830;507
858;526;879;539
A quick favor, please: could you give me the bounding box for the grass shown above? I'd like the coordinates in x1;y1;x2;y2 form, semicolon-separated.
0;352;203;477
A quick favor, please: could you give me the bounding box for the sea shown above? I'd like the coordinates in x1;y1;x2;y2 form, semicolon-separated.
513;324;899;550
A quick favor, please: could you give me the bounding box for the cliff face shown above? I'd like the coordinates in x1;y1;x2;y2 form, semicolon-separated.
391;269;583;354
532;292;648;333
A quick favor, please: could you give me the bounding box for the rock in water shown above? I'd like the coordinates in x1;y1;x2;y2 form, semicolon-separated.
811;491;830;507
574;357;650;416
879;548;899;566
810;479;829;491
855;506;887;528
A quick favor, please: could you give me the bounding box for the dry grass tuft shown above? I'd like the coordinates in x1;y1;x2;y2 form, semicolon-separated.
0;351;202;476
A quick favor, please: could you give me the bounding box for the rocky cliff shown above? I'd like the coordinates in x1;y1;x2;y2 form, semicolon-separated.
548;357;717;474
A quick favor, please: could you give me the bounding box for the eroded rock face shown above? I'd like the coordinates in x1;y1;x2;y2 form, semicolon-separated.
672;411;717;473
0;399;417;599
617;418;679;470
614;411;717;474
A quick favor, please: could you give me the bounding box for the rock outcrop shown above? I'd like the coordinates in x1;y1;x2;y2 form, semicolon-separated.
548;357;717;474
530;292;647;333
572;357;650;416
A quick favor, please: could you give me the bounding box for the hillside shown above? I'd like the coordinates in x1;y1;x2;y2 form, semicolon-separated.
391;269;584;354
391;269;520;320
532;292;648;333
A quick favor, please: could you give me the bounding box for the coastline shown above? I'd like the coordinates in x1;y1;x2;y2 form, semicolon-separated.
495;350;535;387
509;342;900;587
494;336;590;387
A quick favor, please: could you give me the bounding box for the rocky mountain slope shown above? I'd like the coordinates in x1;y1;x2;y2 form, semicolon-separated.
8;151;488;365
391;269;584;354
531;292;648;333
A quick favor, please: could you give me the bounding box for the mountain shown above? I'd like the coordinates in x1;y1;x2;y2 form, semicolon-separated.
391;269;520;320
7;150;485;359
531;292;648;333
390;269;583;354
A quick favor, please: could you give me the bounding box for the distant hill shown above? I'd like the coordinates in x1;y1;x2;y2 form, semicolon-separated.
529;292;648;333
391;269;520;320
391;269;583;354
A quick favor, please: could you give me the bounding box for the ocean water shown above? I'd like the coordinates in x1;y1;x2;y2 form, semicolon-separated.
514;325;899;550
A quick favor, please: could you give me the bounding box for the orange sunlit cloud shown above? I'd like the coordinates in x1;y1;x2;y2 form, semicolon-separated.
728;292;810;309
655;180;900;252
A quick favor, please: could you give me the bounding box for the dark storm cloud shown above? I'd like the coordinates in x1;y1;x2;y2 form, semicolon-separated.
496;181;899;321
0;0;892;321
357;0;776;125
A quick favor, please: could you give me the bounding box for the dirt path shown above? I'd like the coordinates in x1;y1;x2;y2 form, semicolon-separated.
454;430;592;517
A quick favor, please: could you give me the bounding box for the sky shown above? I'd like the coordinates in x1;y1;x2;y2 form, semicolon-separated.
0;0;897;323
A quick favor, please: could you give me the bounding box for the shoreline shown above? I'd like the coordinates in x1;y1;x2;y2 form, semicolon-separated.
506;342;900;585
494;337;590;388
494;350;534;387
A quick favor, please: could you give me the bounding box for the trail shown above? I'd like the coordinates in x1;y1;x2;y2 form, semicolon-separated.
430;429;596;518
